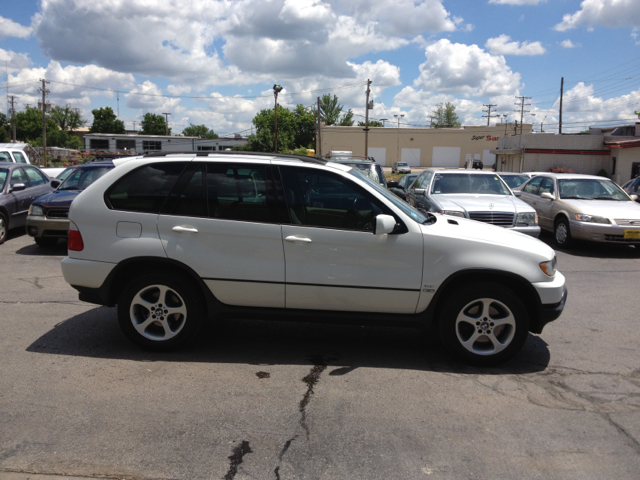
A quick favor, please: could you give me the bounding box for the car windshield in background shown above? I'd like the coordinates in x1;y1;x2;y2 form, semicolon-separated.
431;173;511;195
348;169;427;224
58;167;112;191
501;174;530;189
558;178;629;201
348;164;383;185
398;163;408;167
0;169;7;191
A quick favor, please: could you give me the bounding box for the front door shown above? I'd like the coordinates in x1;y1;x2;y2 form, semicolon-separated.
278;166;423;314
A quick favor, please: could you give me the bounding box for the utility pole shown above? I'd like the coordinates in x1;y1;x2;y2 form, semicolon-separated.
317;96;322;157
38;78;50;167
394;114;404;162
482;104;497;126
8;95;16;141
117;91;120;118
364;79;372;159
514;120;518;135
502;114;508;135
379;118;387;127
428;115;437;128
162;112;171;135
559;77;564;134
514;96;531;135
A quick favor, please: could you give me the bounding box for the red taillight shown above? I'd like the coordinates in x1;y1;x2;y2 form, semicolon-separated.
68;228;84;251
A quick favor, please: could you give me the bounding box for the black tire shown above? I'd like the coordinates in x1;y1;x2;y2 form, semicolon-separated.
0;213;7;245
554;217;573;248
35;237;59;247
117;272;205;351
438;283;530;366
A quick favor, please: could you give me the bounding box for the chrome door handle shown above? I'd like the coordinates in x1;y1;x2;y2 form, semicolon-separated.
285;235;312;243
172;226;198;233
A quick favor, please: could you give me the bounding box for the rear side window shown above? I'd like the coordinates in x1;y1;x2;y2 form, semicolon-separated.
107;162;187;213
24;167;48;186
0;152;11;162
13;152;28;163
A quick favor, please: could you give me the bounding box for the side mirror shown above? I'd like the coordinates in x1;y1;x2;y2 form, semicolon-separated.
541;192;555;200
374;214;397;235
51;179;61;189
9;183;26;193
513;190;522;197
414;188;426;196
387;180;399;189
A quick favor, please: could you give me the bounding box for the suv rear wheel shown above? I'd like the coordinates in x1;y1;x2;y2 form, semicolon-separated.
117;272;205;350
439;283;529;366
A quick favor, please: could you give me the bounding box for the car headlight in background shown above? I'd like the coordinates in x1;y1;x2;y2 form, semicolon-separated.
438;210;466;218
516;212;538;225
28;205;44;216
539;256;557;277
575;213;611;224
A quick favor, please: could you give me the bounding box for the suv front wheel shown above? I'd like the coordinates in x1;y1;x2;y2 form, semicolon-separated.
117;272;204;350
439;284;529;366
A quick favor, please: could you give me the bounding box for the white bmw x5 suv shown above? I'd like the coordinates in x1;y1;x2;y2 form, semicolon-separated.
61;152;566;365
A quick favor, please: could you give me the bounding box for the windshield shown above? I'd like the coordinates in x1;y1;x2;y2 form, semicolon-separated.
58;167;112;191
431;173;511;195
348;169;427;224
398;163;408;167
0;169;7;191
500;174;529;189
558;178;629;201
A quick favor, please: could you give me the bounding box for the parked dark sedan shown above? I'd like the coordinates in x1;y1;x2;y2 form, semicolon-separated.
26;160;115;247
387;174;418;200
0;162;56;245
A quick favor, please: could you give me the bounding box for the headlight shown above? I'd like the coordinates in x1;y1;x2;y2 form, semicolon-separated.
539;257;557;277
516;212;538;225
438;210;466;218
29;205;44;216
575;213;610;224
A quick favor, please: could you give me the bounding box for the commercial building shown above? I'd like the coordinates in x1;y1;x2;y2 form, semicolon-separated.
83;133;248;154
492;123;640;185
317;124;532;168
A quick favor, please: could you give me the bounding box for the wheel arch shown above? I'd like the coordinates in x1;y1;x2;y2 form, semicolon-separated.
423;269;543;334
99;257;220;317
554;211;571;226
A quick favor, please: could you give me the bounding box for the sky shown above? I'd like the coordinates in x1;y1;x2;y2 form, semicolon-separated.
1;0;640;138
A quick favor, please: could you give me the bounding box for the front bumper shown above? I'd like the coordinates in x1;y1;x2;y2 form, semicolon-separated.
570;220;640;243
26;215;70;238
531;272;567;333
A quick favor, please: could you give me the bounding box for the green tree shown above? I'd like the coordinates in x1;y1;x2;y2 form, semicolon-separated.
0;112;9;142
182;124;218;138
358;120;383;127
293;104;316;148
50;104;86;132
431;102;461;128
337;109;354;126
318;94;343;126
15;106;49;141
89;107;125;134
140;113;170;135
244;105;296;152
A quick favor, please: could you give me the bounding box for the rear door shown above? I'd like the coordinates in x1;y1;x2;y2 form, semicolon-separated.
156;161;285;308
8;167;33;226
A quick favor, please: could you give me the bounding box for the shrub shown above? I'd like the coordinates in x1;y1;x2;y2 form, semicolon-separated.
548;166;574;173
596;169;609;177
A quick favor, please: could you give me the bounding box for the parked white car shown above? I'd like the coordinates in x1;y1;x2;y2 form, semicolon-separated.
0;148;31;164
61;152;566;365
392;162;411;174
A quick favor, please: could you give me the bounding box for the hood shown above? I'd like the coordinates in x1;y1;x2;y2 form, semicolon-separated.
33;189;82;209
563;199;640;219
433;194;534;214
422;213;553;258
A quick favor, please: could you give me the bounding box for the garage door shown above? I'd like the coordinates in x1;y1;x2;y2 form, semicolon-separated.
432;147;461;168
401;148;421;167
368;148;387;166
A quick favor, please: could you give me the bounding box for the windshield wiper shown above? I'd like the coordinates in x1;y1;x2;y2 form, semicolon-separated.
560;196;583;199
592;197;617;200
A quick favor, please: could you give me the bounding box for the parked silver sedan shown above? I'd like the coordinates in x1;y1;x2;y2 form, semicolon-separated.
516;173;640;247
406;169;540;237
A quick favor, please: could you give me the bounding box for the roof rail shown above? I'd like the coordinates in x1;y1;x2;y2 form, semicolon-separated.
142;150;328;165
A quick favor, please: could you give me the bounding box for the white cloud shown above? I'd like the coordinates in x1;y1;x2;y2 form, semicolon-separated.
560;39;580;48
486;35;545;55
489;0;546;5
0;48;31;74
0;16;31;39
125;81;182;112
554;0;640;31
411;39;522;97
167;85;192;96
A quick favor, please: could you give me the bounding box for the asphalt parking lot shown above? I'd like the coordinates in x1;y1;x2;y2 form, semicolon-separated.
1;230;640;480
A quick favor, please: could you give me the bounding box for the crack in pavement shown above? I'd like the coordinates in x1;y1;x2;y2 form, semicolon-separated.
223;440;252;480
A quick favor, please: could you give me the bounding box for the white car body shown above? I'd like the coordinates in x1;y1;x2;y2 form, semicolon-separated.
60;153;566;364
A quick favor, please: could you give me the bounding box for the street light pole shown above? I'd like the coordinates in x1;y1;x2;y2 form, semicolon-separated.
162;113;171;136
273;84;283;153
